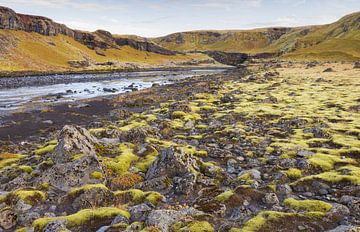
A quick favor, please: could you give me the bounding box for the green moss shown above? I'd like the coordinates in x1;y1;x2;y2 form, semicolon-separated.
89;128;107;135
284;168;302;179
35;144;57;155
309;153;356;171
0;153;24;170
118;120;149;132
296;165;360;184
72;153;85;161
10;189;46;205
284;198;332;212
238;173;254;185
33;207;130;231
174;221;215;232
145;192;164;205
135;146;159;173
91;171;104;179
215;190;234;202
241;211;297;232
115;189;164;205
172;111;187;118
19;165;33;174
69;184;109;195
103;143;139;176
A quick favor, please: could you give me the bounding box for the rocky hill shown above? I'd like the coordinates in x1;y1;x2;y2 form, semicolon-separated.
153;12;360;60
0;6;216;73
0;6;176;55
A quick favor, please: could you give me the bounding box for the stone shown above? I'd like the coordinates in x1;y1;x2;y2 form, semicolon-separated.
53;125;99;162
323;68;335;72
129;203;153;222
263;193;279;205
145;147;199;195
0;209;16;230
43;220;70;232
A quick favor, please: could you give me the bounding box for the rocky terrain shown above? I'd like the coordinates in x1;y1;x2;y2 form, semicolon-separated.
0;61;359;232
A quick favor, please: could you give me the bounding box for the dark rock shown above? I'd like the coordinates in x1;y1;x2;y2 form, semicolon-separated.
323;68;335;72
129;203;153;222
353;62;360;69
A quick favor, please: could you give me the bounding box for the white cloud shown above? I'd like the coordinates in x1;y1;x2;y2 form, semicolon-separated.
0;0;124;11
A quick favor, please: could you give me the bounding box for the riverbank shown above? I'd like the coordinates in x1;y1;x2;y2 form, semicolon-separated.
0;68;238;143
0;64;230;79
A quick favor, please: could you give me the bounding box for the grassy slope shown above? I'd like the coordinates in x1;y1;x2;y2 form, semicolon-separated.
0;30;211;72
154;12;360;60
153;29;283;53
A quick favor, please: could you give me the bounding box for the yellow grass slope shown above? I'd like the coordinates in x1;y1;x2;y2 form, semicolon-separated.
0;30;211;72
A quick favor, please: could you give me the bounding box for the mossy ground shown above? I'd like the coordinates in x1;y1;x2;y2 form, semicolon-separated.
1;62;359;231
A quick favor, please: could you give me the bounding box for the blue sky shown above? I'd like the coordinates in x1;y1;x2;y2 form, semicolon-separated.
0;0;359;37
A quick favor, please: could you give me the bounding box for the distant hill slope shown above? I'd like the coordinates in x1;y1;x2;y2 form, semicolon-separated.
0;6;213;73
153;12;360;60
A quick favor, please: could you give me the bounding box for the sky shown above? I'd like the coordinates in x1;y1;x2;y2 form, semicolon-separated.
0;0;359;37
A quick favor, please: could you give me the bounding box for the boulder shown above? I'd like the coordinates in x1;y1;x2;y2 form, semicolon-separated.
38;125;104;191
144;147;199;195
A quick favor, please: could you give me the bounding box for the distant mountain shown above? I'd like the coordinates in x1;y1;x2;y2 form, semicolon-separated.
0;6;212;73
0;6;359;74
154;12;360;60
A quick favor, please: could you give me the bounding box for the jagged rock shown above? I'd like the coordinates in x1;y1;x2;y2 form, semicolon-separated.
43;220;70;232
129;203;153;222
119;127;150;144
37;125;104;191
326;203;350;222
53;125;98;162
146;208;202;232
144;147;199;195
0;208;16;230
39;155;104;192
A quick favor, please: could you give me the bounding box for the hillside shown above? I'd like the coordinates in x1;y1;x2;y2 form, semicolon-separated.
0;6;214;73
154;12;360;60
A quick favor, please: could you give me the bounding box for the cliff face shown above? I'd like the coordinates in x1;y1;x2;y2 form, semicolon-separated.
0;6;176;55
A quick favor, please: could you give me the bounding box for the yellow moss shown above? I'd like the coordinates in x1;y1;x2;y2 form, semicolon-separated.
284;168;302;179
238;173;254;185
215;190;234;202
72;153;84;161
118;120;149;132
103;143;139;176
11;189;46;205
32;207;130;231
240;211;295;232
89;128;107;135
19;165;33;174
174;221;215;232
115;189;164;205
296;165;360;184
0;153;24;170
91;171;104;179
284;198;332;213
135;147;159;173
309;153;356;171
35;144;57;155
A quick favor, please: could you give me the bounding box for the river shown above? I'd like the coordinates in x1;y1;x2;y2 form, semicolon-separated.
0;69;225;112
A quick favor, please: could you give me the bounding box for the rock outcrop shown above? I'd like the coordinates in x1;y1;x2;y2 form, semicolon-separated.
0;6;176;55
